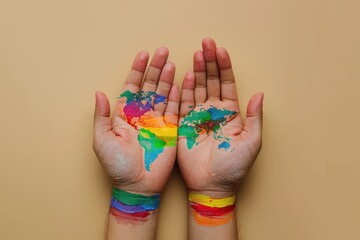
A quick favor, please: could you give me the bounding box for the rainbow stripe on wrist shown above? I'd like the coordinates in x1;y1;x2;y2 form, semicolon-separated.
189;192;235;226
110;188;160;223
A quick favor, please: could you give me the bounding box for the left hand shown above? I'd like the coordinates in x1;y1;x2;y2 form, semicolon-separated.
177;38;264;196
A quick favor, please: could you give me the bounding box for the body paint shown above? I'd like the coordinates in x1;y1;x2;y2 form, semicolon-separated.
138;128;166;171
188;192;235;226
179;106;237;150
110;207;149;223
218;141;230;150
110;188;160;224
119;90;177;171
120;90;165;125
191;209;234;226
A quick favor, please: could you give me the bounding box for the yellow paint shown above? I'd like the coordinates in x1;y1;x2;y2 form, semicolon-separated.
138;116;177;128
136;115;178;146
188;193;235;208
145;126;177;137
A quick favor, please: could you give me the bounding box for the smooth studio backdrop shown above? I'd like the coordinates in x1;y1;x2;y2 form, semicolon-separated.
1;0;359;239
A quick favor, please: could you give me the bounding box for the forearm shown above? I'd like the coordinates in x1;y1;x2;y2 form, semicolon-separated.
187;191;238;240
105;188;160;240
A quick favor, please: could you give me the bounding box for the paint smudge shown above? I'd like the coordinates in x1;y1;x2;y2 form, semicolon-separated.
112;186;160;209
191;203;235;216
110;207;149;224
189;193;235;226
191;209;234;226
179;106;237;150
218;141;230;150
110;188;160;224
119;90;177;171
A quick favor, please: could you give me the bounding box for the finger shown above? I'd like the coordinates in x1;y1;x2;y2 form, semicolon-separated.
202;38;220;100
154;62;175;114
94;91;112;139
117;51;149;119
142;46;169;92
164;83;180;125
121;50;149;93
216;48;239;102
193;50;207;104
180;71;195;117
243;92;264;140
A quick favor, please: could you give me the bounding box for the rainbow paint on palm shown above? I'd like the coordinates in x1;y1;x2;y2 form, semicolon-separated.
179;106;237;150
110;188;160;223
189;192;235;226
119;90;177;171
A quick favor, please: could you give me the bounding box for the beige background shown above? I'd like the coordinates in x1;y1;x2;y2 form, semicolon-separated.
1;0;359;239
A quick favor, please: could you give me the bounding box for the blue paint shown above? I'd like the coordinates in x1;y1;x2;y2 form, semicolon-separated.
218;141;230;150
208;106;237;121
111;198;148;213
138;128;166;171
154;94;166;104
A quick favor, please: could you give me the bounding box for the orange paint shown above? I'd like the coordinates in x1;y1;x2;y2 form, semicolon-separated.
138;115;177;128
191;209;234;226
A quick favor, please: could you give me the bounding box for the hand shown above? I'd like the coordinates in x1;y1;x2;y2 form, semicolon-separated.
93;47;179;194
177;38;264;196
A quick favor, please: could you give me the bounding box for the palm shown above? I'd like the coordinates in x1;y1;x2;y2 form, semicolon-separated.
98;115;176;193
93;48;180;194
177;39;263;194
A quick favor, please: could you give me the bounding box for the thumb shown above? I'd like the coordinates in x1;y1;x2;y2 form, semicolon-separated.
243;92;264;141
94;91;112;137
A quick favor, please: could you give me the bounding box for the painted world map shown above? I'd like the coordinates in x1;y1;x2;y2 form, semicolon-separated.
120;90;177;171
179;106;237;150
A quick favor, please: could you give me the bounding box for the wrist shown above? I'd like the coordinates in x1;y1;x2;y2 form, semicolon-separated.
109;187;160;224
188;191;236;226
112;184;162;196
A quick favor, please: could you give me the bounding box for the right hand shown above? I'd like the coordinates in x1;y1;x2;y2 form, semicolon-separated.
93;47;180;195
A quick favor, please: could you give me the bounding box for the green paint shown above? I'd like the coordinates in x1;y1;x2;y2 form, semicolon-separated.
112;188;160;209
138;128;166;171
178;125;198;149
179;106;237;150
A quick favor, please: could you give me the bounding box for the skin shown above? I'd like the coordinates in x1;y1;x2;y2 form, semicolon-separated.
93;47;179;240
177;38;264;240
93;38;263;240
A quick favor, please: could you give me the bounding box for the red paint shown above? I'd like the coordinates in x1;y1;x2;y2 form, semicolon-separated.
190;202;235;217
110;207;150;223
